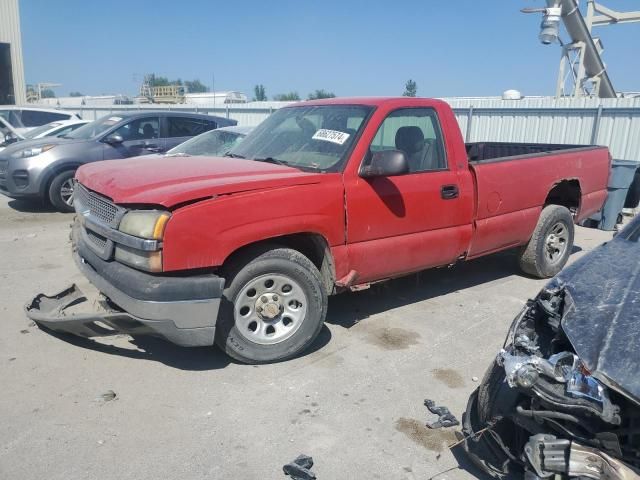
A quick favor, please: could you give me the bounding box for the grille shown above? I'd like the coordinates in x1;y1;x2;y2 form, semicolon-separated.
86;230;108;250
0;160;7;177
75;183;119;225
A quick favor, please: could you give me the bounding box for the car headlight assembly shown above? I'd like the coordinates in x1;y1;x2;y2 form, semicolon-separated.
12;144;56;159
118;210;170;240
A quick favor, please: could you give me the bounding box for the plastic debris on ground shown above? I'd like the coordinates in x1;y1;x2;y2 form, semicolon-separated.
283;454;316;480
424;399;460;429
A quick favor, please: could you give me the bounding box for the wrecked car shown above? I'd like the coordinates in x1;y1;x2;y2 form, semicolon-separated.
463;213;640;480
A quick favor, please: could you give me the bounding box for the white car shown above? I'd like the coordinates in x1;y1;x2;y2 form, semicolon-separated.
0;119;89;152
0;106;81;137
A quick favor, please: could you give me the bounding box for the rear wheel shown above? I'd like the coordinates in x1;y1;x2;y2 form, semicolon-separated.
48;170;76;213
215;247;327;364
518;205;574;278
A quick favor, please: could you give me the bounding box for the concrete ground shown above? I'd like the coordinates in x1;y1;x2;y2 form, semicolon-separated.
0;194;614;480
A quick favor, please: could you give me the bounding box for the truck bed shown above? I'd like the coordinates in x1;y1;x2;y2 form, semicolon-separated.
466;142;589;163
465;143;610;258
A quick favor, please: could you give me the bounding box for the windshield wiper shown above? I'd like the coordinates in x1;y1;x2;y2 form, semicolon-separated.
252;156;290;166
224;152;246;159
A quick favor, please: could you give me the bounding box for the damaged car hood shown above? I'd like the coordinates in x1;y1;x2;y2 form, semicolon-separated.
76;156;325;207
551;217;640;402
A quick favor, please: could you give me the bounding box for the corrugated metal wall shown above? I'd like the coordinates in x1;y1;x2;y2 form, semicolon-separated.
60;97;640;161
443;97;640;161
0;0;26;105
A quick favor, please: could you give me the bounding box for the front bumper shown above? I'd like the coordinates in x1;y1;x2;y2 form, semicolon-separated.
26;235;226;347
0;157;43;198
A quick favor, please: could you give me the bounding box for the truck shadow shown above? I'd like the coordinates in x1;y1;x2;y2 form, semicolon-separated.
326;244;585;328
326;249;525;328
41;323;332;371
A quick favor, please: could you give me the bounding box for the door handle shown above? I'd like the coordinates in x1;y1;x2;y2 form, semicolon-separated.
144;144;161;152
441;184;459;200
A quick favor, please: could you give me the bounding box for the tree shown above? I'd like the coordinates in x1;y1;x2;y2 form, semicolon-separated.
41;88;56;98
184;79;209;93
69;91;84;97
273;92;301;101
402;79;417;97
147;74;171;87
253;84;267;101
307;89;336;100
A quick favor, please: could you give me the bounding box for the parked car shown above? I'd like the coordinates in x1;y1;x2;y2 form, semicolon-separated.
463;213;640;480
165;125;253;157
0;106;81;137
27;97;610;363
0;119;90;151
0;111;235;211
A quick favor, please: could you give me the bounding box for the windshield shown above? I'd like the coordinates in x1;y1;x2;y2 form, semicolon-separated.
23;122;62;139
228;105;372;171
66;115;123;140
167;129;246;156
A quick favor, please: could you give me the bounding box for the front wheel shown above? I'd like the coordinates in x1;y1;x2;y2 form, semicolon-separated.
518;205;575;278
48;170;76;213
215;247;328;364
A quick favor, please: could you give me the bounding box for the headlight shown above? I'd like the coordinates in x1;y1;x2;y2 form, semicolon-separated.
12;144;56;159
118;210;170;240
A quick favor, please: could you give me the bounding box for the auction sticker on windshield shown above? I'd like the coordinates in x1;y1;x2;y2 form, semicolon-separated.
312;129;350;145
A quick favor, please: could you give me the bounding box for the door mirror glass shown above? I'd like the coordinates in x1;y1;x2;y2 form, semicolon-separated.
360;150;409;178
103;134;124;145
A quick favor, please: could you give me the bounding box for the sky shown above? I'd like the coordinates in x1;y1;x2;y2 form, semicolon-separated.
19;0;640;99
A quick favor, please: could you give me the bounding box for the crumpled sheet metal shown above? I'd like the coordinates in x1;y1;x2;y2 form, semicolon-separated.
551;217;640;403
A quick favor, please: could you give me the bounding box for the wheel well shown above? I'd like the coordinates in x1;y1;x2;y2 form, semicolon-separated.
545;180;581;214
223;233;337;295
41;163;81;198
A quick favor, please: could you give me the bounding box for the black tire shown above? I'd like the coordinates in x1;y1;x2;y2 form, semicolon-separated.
48;170;76;213
215;246;328;364
518;205;574;278
463;361;525;479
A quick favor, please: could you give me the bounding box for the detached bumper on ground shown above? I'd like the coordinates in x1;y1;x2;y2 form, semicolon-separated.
25;238;225;347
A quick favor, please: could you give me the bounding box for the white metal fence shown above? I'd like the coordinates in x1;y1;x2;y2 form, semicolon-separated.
60;97;640;161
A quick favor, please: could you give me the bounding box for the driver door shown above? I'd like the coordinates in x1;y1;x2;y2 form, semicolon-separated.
344;107;472;282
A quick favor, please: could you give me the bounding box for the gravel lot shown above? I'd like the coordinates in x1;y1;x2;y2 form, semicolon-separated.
0;193;613;480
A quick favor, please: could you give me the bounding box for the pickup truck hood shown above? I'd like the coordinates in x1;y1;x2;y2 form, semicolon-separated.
76;155;326;207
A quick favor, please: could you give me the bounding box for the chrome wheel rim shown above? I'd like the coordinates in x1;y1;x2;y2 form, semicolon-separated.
234;273;307;345
545;222;569;263
60;179;75;206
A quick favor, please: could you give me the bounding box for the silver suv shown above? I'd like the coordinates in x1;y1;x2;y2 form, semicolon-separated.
0;111;235;211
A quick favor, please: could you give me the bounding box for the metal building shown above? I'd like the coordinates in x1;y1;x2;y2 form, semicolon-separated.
0;0;26;105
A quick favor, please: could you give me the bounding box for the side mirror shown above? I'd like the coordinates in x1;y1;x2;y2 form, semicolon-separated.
103;134;124;145
359;150;409;178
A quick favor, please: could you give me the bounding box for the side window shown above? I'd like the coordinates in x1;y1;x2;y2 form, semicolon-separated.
370;108;447;172
112;117;160;140
50;125;78;137
21;110;69;127
167;117;214;138
0;109;24;128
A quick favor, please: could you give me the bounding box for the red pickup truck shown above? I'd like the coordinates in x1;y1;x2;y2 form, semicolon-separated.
27;97;610;363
